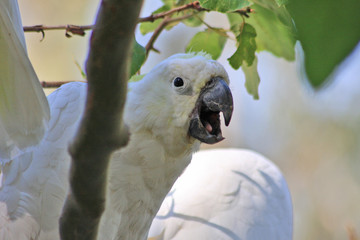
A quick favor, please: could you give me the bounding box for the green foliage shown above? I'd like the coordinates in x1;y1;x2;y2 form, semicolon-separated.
227;12;243;36
228;23;257;69
140;0;205;35
242;56;260;99
227;21;259;99
74;60;86;79
199;0;251;12
288;0;360;87
135;0;360;97
186;29;227;60
130;40;146;77
227;1;295;60
182;12;205;27
140;3;173;35
250;0;286;9
245;4;295;60
129;74;145;82
140;19;164;35
274;0;288;6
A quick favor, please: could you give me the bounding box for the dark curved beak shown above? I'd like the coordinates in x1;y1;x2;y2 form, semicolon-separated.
189;77;233;144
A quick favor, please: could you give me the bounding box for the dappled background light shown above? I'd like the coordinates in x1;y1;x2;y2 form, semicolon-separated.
19;0;360;239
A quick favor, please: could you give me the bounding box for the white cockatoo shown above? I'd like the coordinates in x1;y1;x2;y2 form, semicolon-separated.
0;0;49;160
0;2;292;240
148;148;293;240
0;52;234;239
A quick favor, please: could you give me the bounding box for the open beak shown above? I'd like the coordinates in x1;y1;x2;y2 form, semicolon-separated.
189;77;233;144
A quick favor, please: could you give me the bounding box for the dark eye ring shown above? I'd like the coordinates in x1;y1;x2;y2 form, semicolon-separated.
173;77;184;87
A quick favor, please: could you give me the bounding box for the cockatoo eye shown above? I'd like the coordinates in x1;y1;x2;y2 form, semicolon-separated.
173;77;184;87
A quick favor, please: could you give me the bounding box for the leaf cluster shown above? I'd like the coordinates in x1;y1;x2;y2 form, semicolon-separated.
130;0;360;98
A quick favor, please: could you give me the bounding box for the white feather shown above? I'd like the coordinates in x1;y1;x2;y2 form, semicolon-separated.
148;148;293;240
0;82;86;240
0;0;49;160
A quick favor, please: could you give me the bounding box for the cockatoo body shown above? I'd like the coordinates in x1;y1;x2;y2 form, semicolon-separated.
0;53;233;240
148;149;293;240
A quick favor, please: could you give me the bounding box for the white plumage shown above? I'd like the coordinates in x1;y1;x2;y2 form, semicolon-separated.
0;0;49;160
0;2;293;240
97;53;232;240
0;51;234;240
148;148;293;240
0;82;86;240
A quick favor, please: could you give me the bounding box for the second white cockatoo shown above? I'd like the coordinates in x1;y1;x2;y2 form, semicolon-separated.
0;52;234;240
148;148;293;240
0;0;49;160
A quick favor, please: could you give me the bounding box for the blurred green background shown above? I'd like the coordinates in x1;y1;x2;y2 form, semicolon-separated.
19;0;360;239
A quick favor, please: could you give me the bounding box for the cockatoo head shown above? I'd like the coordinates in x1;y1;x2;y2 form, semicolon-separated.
126;52;233;153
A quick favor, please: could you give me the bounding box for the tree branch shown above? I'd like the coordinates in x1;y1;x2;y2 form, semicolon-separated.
58;0;143;239
23;24;93;38
23;1;207;61
41;81;85;88
138;1;204;22
232;7;254;18
23;1;206;37
144;13;197;57
145;16;170;56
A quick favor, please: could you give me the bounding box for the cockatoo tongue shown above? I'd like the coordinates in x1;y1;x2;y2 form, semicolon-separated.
205;122;213;133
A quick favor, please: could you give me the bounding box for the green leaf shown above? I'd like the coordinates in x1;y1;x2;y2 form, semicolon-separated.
174;0;195;5
182;12;205;27
245;4;296;61
140;19;163;35
288;0;360;87
274;0;288;6
228;23;257;69
250;0;284;10
140;0;201;35
130;40;146;77
186;29;227;60
129;74;145;83
199;0;251;12
139;4;171;35
74;60;86;79
227;12;243;36
242;55;260;99
162;0;176;5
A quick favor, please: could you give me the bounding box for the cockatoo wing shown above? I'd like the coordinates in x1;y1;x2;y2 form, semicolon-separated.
148;148;293;240
0;82;86;240
0;0;50;160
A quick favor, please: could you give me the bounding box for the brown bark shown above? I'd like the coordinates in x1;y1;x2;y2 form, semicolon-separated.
59;0;143;239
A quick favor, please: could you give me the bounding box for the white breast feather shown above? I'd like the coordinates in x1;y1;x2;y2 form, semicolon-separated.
148;149;293;240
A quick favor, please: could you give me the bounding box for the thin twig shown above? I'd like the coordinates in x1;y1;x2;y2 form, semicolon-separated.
23;1;206;37
232;7;254;18
22;4;251;37
194;15;231;39
145;16;169;56
41;81;86;88
144;13;198;57
138;1;205;22
23;1;208;58
23;24;93;38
